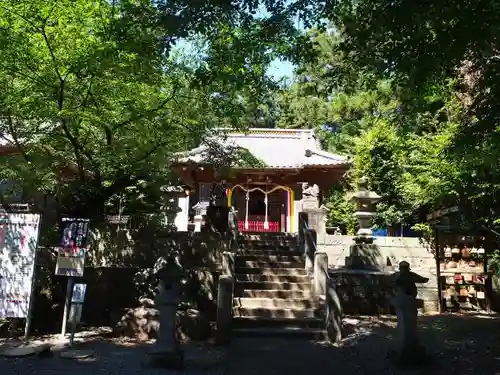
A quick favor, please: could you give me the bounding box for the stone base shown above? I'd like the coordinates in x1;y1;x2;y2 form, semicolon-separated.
145;348;184;370
59;349;95;360
0;343;52;358
388;344;430;367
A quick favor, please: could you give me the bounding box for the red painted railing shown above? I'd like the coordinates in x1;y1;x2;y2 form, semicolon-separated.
238;220;280;232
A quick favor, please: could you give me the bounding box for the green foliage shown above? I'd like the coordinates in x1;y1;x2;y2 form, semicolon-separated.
353;122;409;226
274;28;467;229
322;0;500;228
232;148;267;168
324;183;357;234
0;0;302;218
411;222;434;250
488;249;500;277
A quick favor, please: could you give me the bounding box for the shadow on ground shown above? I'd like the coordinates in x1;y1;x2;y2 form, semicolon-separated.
0;328;226;375
227;313;500;375
1;313;500;375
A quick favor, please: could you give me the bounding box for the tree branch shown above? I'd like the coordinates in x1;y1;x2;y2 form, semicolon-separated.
100;137;178;202
4;66;56;89
6;114;31;164
78;76;95;109
38;21;100;182
110;88;179;133
40;29;63;83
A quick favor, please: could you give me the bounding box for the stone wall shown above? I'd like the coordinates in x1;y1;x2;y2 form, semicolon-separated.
28;231;226;333
317;234;439;313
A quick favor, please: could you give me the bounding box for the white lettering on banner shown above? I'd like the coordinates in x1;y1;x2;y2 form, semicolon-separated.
0;214;41;318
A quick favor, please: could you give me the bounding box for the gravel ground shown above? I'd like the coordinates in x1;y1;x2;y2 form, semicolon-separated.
0;328;226;375
2;313;500;375
226;313;500;375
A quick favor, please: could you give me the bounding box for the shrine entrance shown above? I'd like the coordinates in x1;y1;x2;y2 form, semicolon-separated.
171;129;350;234
229;184;293;233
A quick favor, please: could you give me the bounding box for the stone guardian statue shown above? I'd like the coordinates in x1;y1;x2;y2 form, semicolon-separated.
389;261;429;366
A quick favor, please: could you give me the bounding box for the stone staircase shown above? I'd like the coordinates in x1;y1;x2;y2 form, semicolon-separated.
232;233;323;338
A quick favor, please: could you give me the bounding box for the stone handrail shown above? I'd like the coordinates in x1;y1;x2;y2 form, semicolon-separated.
298;212;316;274
215;210;238;344
215;251;234;344
299;211;343;343
228;208;239;252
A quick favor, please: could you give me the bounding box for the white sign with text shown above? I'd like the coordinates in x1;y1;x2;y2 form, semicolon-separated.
0;214;41;318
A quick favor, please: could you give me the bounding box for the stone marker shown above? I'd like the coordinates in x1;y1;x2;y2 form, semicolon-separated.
145;255;185;369
389;261;429;366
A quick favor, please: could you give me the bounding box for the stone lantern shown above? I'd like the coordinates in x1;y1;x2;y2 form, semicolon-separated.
146;256;186;369
351;177;381;241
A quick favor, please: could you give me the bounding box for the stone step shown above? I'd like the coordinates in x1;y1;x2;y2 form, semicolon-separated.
238;250;303;257
238;233;296;241
237;289;312;299
235;273;309;283
234;281;311;292
236;255;304;262
238;238;296;245
239;244;296;252
233;316;323;329
233;297;317;309
232;327;324;339
235;260;304;269
234;267;307;276
233;307;319;320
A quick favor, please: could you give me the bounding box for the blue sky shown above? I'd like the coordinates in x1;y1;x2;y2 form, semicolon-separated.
172;40;297;81
172;3;301;81
267;59;295;80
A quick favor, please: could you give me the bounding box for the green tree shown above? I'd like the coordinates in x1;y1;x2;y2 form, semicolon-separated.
275;28;466;229
0;0;298;216
324;0;500;227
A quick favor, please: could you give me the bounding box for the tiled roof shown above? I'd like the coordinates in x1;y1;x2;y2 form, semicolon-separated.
176;128;349;169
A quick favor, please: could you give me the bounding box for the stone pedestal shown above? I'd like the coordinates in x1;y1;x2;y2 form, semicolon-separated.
303;205;329;240
194;215;203;232
389;290;427;366
302;196;319;211
345;243;386;270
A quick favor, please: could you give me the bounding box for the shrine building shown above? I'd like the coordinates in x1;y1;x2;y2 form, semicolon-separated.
171;128;349;233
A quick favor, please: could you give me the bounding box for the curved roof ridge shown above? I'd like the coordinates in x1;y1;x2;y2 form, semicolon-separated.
175;127;350;168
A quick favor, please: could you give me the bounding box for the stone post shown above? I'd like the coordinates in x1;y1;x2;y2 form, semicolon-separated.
303;205;329;242
325;279;343;344
222;251;234;278
298;212;307;253
228;207;238;252
216;275;233;345
304;228;316;275
314;252;328;298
